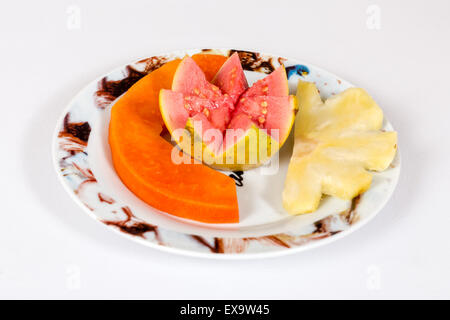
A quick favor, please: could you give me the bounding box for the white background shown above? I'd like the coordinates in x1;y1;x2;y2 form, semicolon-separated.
1;0;449;299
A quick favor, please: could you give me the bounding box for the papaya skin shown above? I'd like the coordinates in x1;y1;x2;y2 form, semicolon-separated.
109;54;239;224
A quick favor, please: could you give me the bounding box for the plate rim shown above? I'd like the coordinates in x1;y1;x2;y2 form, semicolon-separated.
52;47;401;259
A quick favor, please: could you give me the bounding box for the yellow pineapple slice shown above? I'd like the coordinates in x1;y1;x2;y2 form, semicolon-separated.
283;81;397;214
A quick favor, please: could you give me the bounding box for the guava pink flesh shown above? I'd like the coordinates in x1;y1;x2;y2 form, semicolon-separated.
161;55;294;155
212;52;248;104
160;90;189;131
227;112;254;131
233;96;294;142
265;96;294;142
188;113;252;155
172;56;223;100
182;95;233;132
209;103;231;132
241;66;289;98
171;56;235;132
222;114;255;151
171;57;207;94
160;90;230;134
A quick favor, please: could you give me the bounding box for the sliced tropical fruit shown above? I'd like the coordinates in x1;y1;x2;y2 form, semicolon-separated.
212;52;248;103
282;80;397;214
234;95;296;145
160;55;297;171
172;56;226;100
179;112;280;171
241;66;289;98
109;54;240;224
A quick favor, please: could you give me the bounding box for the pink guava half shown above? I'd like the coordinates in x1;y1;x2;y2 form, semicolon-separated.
159;54;297;170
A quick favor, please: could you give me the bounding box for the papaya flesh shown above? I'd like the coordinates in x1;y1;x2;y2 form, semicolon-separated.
109;54;239;224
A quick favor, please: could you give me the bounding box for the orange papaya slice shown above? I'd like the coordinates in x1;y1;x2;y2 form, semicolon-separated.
109;54;239;223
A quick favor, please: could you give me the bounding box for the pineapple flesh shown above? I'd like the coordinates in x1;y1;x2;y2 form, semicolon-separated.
282;80;397;214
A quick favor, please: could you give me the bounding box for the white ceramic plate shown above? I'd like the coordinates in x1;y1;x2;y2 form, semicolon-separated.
52;48;400;259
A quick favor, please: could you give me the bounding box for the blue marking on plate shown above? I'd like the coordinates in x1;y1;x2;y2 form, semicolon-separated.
285;64;310;79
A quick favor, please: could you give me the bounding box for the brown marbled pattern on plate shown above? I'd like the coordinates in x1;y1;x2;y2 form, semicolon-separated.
229;49;282;74
94;55;169;109
189;196;361;254
103;206;162;243
58;113;91;156
53;48;390;256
